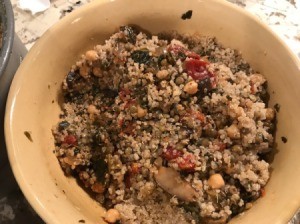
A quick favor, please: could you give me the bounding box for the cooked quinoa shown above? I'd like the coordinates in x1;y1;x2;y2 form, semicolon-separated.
53;26;276;224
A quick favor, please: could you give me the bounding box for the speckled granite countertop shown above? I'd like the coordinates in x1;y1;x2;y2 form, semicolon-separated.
11;0;300;57
1;0;300;223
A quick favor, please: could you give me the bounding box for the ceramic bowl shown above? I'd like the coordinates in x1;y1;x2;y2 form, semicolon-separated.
5;0;300;223
0;0;26;173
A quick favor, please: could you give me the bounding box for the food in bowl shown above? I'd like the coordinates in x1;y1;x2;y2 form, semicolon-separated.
52;26;276;223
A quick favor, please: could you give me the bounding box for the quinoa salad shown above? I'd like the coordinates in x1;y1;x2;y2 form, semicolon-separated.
53;26;276;224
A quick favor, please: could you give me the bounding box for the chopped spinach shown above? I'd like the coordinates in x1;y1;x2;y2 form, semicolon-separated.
197;77;213;97
103;89;118;99
58;121;70;131
120;26;137;44
66;71;81;88
131;50;152;65
93;158;108;182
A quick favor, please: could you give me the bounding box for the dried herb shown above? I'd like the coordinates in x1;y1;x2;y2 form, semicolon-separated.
181;10;193;20
93;158;108;182
24;131;33;142
274;103;280;112
281;136;287;143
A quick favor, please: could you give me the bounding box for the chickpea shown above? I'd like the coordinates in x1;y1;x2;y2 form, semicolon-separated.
87;105;98;115
104;209;121;223
79;65;90;79
245;203;253;210
226;124;240;139
93;67;102;77
208;173;225;189
265;108;275;120
156;70;169;79
137;105;147;118
184;81;198;95
176;104;185;116
85;50;98;61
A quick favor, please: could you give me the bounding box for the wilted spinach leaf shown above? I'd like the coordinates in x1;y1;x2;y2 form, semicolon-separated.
131;50;152;65
93;158;108;183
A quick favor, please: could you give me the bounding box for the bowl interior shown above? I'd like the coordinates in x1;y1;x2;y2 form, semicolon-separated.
5;0;300;223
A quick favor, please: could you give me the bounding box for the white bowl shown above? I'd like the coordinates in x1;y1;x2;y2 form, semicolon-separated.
5;0;300;223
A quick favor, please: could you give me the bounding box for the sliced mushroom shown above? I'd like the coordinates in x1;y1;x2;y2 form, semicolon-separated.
154;167;198;201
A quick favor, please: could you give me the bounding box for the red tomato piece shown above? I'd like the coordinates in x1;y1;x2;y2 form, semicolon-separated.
168;44;200;60
177;154;196;172
184;59;212;80
124;99;137;109
161;146;183;161
119;88;131;101
186;109;206;123
260;188;266;197
63;135;77;146
185;51;201;60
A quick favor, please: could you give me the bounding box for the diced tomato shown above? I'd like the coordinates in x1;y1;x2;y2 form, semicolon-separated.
217;142;226;151
184;59;210;80
124;163;141;188
63;135;77;146
260;188;266;197
186;109;206;123
120;122;136;136
118;118;124;127
124;99;137;109
161;146;183;161
185;51;201;60
177;154;196;172
250;81;255;94
131;163;141;174
119;88;131;101
168;44;185;55
168;44;200;60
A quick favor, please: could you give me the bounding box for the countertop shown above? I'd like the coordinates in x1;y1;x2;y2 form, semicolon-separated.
1;0;300;223
11;0;300;58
